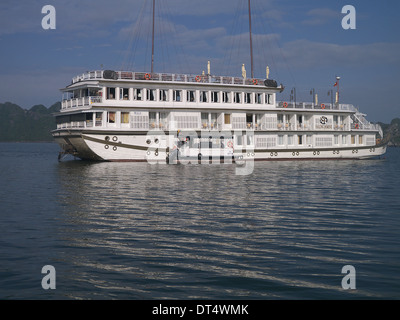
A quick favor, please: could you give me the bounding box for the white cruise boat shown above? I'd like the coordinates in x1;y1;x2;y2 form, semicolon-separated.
52;2;386;163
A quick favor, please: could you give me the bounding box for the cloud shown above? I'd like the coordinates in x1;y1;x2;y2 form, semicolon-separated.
281;40;400;69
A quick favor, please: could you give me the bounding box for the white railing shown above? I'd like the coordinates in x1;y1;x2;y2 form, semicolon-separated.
71;70;274;87
61;96;102;110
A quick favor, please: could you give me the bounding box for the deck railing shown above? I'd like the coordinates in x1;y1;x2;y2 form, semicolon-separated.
71;70;273;87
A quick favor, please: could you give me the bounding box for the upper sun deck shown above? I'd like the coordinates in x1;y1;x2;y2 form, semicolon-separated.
65;70;283;91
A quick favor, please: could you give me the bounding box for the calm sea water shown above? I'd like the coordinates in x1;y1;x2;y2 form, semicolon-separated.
0;142;399;300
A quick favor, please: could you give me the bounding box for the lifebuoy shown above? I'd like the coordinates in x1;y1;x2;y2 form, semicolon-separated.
321;104;325;109
195;75;201;82
227;141;233;148
145;73;151;80
283;102;288;108
355;123;359;129
252;79;258;85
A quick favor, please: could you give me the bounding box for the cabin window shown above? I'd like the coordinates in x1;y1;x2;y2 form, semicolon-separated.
201;113;209;128
255;93;263;104
211;91;219;103
210;113;218;129
121;112;129;124
234;92;241;103
278;135;284;145
187;90;196;102
173;90;182;102
224;113;231;125
85;113;93;127
237;134;243;146
95;112;103;126
160;89;169;102
244;92;252;104
159;112;169;129
342;135;347;145
147;89;156;101
334;135;339;145
266;94;273;104
107;112;116;124
120;88;129;100
149;112;157;128
134;88;143;101
200;91;208;103
306;135;312;145
298;135;303;145
107;87;115;99
287;135;293;145
222;92;230;103
351;135;356;144
359;135;363;145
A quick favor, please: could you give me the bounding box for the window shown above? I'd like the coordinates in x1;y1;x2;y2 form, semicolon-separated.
147;89;156;101
234;92;241;103
342;135;347;145
187;90;196;102
201;113;208;128
149;112;157;128
266;94;273;104
359;135;363;145
200;91;208;103
107;87;115;99
160;89;169;101
95;112;103;126
224;113;231;125
288;135;293;145
173;90;182;102
298;135;303;145
255;93;263;104
334;135;339;145
244;92;252;104
107;112;116;124
351;135;356;144
120;88;129;100
306;135;312;145
121;112;129;124
222;92;230;103
278;135;284;145
237;134;243;146
211;91;219;103
210;113;218;129
134;88;143;101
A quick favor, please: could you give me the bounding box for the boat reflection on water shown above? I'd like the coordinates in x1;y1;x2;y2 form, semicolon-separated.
55;158;389;299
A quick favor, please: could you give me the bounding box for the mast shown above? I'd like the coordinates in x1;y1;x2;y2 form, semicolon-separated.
151;0;155;73
248;0;254;79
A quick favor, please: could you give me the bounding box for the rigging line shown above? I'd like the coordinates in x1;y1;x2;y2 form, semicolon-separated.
252;0;279;79
222;0;246;76
162;1;191;74
258;1;297;86
123;0;147;71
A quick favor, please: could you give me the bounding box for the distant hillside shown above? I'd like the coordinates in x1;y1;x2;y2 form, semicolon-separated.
0;101;399;145
380;118;400;147
0;102;60;142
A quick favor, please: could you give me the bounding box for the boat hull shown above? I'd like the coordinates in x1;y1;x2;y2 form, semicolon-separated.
52;129;387;163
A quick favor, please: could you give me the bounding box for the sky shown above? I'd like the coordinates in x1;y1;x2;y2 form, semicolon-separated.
0;0;399;123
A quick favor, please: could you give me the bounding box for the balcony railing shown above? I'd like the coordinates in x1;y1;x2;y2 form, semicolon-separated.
61;96;102;110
